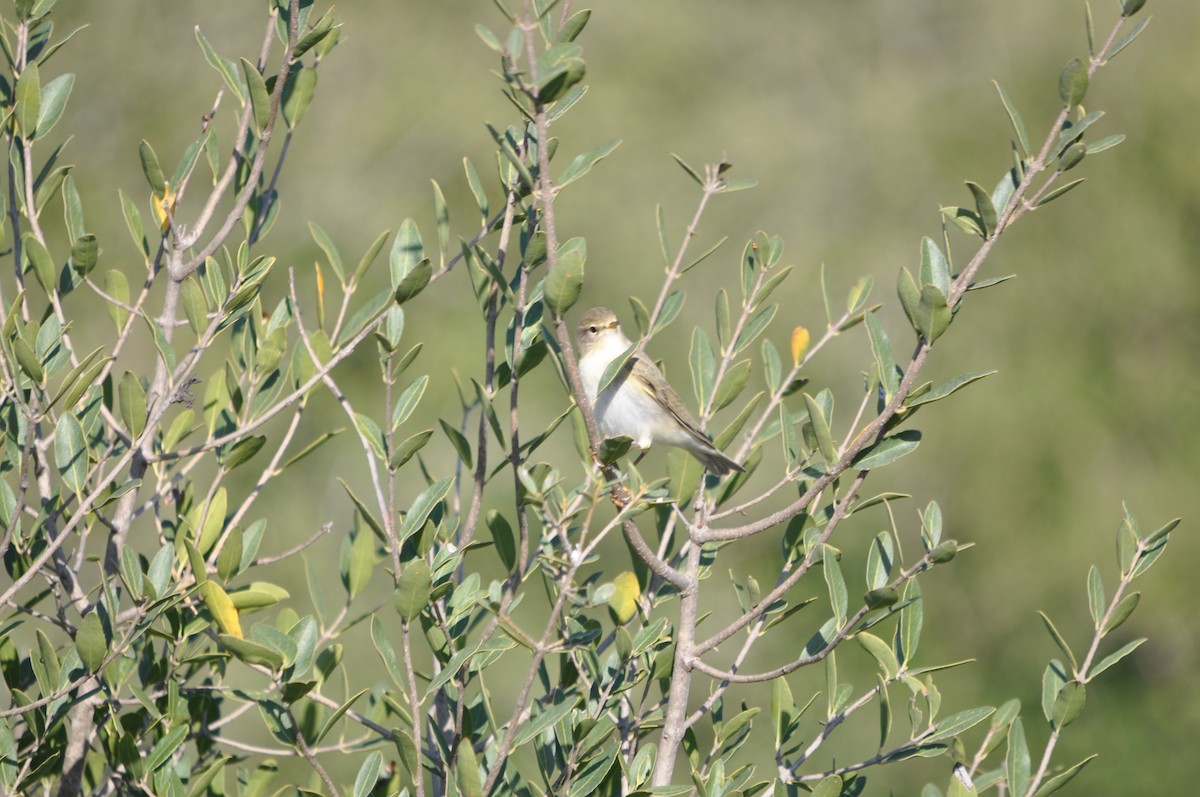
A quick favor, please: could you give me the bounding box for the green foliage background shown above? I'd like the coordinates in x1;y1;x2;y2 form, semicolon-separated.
39;0;1196;791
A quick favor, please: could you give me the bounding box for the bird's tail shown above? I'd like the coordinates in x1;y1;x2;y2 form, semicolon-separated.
689;440;745;476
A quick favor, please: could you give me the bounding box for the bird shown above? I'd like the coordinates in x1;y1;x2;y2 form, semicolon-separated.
576;307;745;476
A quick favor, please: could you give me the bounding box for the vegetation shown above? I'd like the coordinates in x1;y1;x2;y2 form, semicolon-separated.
0;1;1179;795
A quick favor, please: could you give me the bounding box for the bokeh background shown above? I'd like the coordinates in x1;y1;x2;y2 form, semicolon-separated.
35;0;1197;792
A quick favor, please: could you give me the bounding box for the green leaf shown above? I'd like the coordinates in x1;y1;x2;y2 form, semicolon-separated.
391;429;433;470
904;371;995;409
1089;638;1145;680
353;229;391;287
857;631;899;680
919;236;951;297
23;234;55;294
1036;178;1086;207
1058;57;1088;107
544;239;586;316
1037;611;1078;674
34;72;72;139
1059;142;1086;171
118;371;147;439
457;740;485;797
598;434;633;465
682;235;729;275
181;276;209;336
511;696;581;749
652;290;686;335
897;267;922;338
345;526;375;600
811;775;843;797
430;180;450;267
12;335;44;383
14;63;40;139
894;578;922;667
715;290;731;349
1146;516;1179;547
1041;659;1067;723
308;222;345;285
399;477;454;545
221;635;282;669
195;27;244;102
440;418;472;468
822;545;847;627
54;412;88;493
733;303;777;355
1083;134;1124;156
1006;718;1030;797
802;392;836;465
1108;17;1150;61
1032;754;1097;797
144;314;177;372
915;284;952;343
364;612;408;686
1117;510;1139;575
866;531;895;590
486;510;516;571
395;559;432;621
941;205;985;238
75;611;107;671
865;312;898;399
314;688;369;745
558;139;621;189
720;177;757;192
927;706;995;743
391;218;425;286
70;234;98;277
853;431;921;471
145;726;188;774
1101;591;1139;635
1051;680;1086;728
689;327;716;408
670;152;704;186
391;375;429;430
966;181;997;237
393;259;432;305
138;139;167;195
463;157;489;220
711;359;751;412
993;80;1030;155
240;58;271;135
356;413;388;462
353;751;384;797
1133;521;1175;577
282;65;317;129
1087;566;1105;629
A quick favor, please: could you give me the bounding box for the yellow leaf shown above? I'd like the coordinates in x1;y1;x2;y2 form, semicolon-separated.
151;181;177;232
608;571;641;625
791;326;810;366
315;260;325;330
201;581;243;638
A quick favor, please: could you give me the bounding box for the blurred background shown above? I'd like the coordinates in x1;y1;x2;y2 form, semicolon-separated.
36;0;1197;792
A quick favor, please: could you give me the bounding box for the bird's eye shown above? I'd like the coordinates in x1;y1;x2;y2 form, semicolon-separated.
588;326;597;333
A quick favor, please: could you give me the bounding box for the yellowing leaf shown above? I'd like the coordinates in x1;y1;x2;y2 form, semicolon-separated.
791;326;810;366
608;571;641;624
201;580;243;638
151;182;177;232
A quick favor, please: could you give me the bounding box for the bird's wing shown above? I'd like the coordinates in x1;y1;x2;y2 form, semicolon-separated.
631;357;711;444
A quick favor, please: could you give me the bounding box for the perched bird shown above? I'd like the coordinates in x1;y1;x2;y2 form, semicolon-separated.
576;307;745;476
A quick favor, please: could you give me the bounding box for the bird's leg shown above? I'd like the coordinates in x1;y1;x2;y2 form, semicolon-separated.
632;450;648;466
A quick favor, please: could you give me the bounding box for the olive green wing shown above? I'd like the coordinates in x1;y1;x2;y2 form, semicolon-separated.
631;357;710;443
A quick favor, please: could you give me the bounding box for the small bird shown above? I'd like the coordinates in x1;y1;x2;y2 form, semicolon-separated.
576;307;745;476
